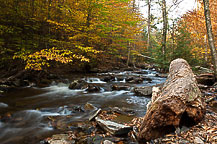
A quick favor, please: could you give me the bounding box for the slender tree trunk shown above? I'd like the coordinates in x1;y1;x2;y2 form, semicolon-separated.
204;35;208;62
127;44;131;67
162;0;167;60
147;0;151;52
203;0;217;79
171;20;175;58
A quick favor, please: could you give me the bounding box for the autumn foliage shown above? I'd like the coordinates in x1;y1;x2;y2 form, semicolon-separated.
0;0;145;70
181;0;216;64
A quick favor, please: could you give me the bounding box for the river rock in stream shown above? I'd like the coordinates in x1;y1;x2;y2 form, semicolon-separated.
68;80;87;89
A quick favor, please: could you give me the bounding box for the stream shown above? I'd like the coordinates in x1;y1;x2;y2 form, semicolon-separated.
0;69;166;144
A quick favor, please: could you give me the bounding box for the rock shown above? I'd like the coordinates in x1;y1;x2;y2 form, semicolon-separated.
141;76;152;82
84;102;96;111
85;84;101;92
38;79;52;87
0;84;14;92
196;73;215;86
68;80;87;89
110;107;135;116
133;86;152;96
133;71;148;74
194;137;204;144
195;66;214;73
111;85;130;91
156;73;168;78
126;77;143;84
125;77;134;82
89;108;101;121
198;84;208;90
0;102;8;108
87;135;104;144
95;117;133;136
46;134;75;144
116;77;124;81
103;140;114;144
101;75;116;82
137;58;206;142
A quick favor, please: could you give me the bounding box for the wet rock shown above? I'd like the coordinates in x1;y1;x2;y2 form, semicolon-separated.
68;80;87;89
125;77;134;82
141;76;152;82
133;71;148;74
13;79;29;87
73;105;85;112
195;66;213;73
111;85;130;91
95;117;133;136
126;77;143;84
85;84;101;92
116;77;124;81
133;86;152;96
0;102;8;108
101;75;116;82
198;84;208;90
196;73;215;86
0;84;14;92
156;73;168;78
38;79;52;87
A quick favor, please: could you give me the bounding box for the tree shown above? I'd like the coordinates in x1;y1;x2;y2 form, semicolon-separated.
203;0;217;79
147;0;152;52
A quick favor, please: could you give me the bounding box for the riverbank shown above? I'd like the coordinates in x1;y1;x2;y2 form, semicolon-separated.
0;61;216;144
41;79;217;144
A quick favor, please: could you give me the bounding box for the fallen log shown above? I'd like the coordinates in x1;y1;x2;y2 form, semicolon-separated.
137;58;206;142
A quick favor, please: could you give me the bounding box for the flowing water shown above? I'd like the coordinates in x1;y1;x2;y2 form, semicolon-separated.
0;69;166;144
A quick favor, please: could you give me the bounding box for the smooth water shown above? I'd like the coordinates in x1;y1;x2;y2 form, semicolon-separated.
0;69;166;144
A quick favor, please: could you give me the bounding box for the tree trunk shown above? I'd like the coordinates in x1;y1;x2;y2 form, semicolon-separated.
147;0;151;52
162;0;167;60
203;0;217;80
137;58;206;142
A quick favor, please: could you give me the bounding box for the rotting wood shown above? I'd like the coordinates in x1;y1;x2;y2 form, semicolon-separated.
137;58;206;142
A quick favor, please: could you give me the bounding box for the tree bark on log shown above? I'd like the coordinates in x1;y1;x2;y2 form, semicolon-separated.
137;58;206;142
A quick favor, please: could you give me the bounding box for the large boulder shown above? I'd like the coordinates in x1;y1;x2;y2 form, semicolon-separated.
137;58;206;142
